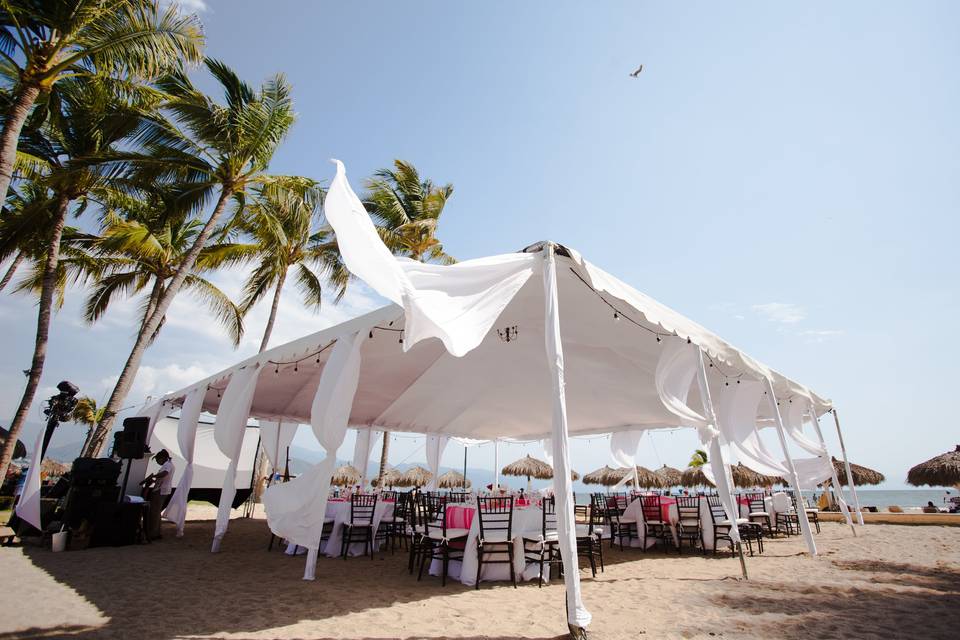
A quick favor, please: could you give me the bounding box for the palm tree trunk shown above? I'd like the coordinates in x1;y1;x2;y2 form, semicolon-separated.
0;251;24;291
0;82;42;207
258;270;286;353
0;191;71;484
86;188;236;457
377;432;390;481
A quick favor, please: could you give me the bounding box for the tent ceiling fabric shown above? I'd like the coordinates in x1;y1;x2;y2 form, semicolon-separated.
158;246;830;442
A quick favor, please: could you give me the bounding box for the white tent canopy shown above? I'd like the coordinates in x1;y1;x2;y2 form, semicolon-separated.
142;161;849;633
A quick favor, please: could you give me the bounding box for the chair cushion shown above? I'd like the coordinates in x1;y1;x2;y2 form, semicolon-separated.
618;517;638;524
344;522;372;528
805;508;819;513
749;511;770;517
644;519;665;526
575;524;603;537
428;527;470;541
679;518;699;526
479;530;512;543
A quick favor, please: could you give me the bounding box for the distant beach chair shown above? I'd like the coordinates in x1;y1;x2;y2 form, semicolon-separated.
887;505;903;513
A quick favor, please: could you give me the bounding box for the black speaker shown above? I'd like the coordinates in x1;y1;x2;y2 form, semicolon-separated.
116;417;150;459
89;502;142;547
71;458;121;486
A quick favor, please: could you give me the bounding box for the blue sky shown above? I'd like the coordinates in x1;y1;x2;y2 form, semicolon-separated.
3;1;958;488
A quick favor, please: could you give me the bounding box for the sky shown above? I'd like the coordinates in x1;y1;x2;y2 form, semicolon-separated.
2;1;958;489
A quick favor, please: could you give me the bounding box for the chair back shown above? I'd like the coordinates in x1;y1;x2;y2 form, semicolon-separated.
420;493;449;537
676;496;701;522
380;490;397;502
611;491;628;512
641;494;662;523
705;495;727;524
746;492;766;513
541;496;557;537
771;491;792;513
350;493;378;525
476;496;513;540
449;491;470;503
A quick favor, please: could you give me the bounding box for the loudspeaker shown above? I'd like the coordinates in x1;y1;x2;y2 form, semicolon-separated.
89;502;142;547
116;417;149;459
71;458;122;486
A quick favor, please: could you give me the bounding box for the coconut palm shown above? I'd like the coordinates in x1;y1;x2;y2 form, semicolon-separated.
688;448;708;468
0;75;151;483
71;396;104;454
86;59;299;455
203;183;347;353
364;160;455;481
0;0;204;206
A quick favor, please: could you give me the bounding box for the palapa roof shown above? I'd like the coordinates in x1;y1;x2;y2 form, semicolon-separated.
437;470;471;489
330;464;362;487
582;465;628;486
635;466;663;488
502;455;553;480
831;457;885;486
653;465;683;487
680;467;711;488
371;468;403;488
399;465;433;487
906;445;960;488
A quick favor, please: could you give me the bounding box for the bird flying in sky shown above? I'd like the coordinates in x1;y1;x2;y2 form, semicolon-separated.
630;64;643;77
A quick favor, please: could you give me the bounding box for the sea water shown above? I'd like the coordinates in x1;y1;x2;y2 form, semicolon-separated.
828;488;956;510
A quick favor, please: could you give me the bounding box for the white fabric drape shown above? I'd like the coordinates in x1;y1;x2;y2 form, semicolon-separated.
14;430;45;531
694;349;740;545
655;340;718;442
541;438;552;466
717;381;789;478
323;160;537;357
262;329;366;579
261;421;298;472
425;434;449;491
351;428;382;487
163;386;205;536
211;364;261;552
543;244;591;629
609;429;644;490
806;402;854;529
765;378;817;555
783;401;828;456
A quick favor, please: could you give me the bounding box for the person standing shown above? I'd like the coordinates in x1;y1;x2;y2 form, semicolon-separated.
141;449;175;540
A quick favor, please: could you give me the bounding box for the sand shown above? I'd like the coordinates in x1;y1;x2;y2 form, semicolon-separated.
1;505;958;640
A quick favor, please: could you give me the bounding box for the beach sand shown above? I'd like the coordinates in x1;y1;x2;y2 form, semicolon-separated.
1;505;958;640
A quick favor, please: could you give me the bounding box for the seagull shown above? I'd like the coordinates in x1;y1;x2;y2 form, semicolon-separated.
629;64;643;77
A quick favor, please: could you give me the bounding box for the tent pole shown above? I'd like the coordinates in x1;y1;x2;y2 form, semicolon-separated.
764;378;817;556
832;409;864;525
463;445;468;490
493;439;500;491
694;348;747;580
808;404;855;536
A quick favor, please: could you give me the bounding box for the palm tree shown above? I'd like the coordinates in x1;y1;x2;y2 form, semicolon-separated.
0;75;149;483
688;449;708;468
204;183;346;353
72;396;105;455
0;0;204;205
86;59;298;456
363;160;455;480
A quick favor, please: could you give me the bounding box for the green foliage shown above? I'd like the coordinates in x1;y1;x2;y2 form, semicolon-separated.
689;449;709;468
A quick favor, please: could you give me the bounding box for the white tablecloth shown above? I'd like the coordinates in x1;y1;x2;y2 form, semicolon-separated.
284;499;394;557
428;505;549;586
620;498;680;549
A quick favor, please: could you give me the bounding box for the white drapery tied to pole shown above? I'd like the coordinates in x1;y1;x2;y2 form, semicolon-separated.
351;428;382;488
163;385;204;537
543;244;591;630
262;329;366;580
211;364;261;552
14;430;45;531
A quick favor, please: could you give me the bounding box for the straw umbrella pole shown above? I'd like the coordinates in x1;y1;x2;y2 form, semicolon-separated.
907;445;960;490
501;455;553;493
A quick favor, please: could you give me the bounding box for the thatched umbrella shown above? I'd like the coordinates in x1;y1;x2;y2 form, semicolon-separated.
437;470;472;489
371;468;402;489
582;465;629;486
731;463;784;488
907;445;960;489
502;455;553;492
653;465;683;488
399;465;433;488
831;457;885;486
330;464;362;487
0;426;26;459
635;466;663;489
680;467;712;488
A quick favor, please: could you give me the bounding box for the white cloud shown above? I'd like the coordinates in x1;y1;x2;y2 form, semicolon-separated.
752;302;807;324
99;362;220;406
161;0;209;14
797;329;844;344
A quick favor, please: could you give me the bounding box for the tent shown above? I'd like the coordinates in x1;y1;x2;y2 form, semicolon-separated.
130;161;861;635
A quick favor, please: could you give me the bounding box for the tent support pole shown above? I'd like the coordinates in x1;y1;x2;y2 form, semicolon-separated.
808;405;855;536
765;378;817;556
832;409;864;525
695;348;747;580
493;439;500;491
463;445;468;490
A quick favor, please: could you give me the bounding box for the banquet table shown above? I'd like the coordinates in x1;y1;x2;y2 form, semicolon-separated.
428;503;550;586
621;497;679;549
284;498;394;557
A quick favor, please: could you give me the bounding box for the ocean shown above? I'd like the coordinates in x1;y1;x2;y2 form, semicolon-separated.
827;488;957;510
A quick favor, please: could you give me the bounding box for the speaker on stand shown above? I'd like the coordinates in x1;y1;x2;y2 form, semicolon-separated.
114;417;150;502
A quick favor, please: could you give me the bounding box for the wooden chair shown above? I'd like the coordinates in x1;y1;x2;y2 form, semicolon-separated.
705;495;736;557
746;492;773;534
417;494;469;587
640;495;673;552
523;495;561;587
675;495;702;553
475;496;516;589
576;499;605;577
792;492;821;533
340;493;378;559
